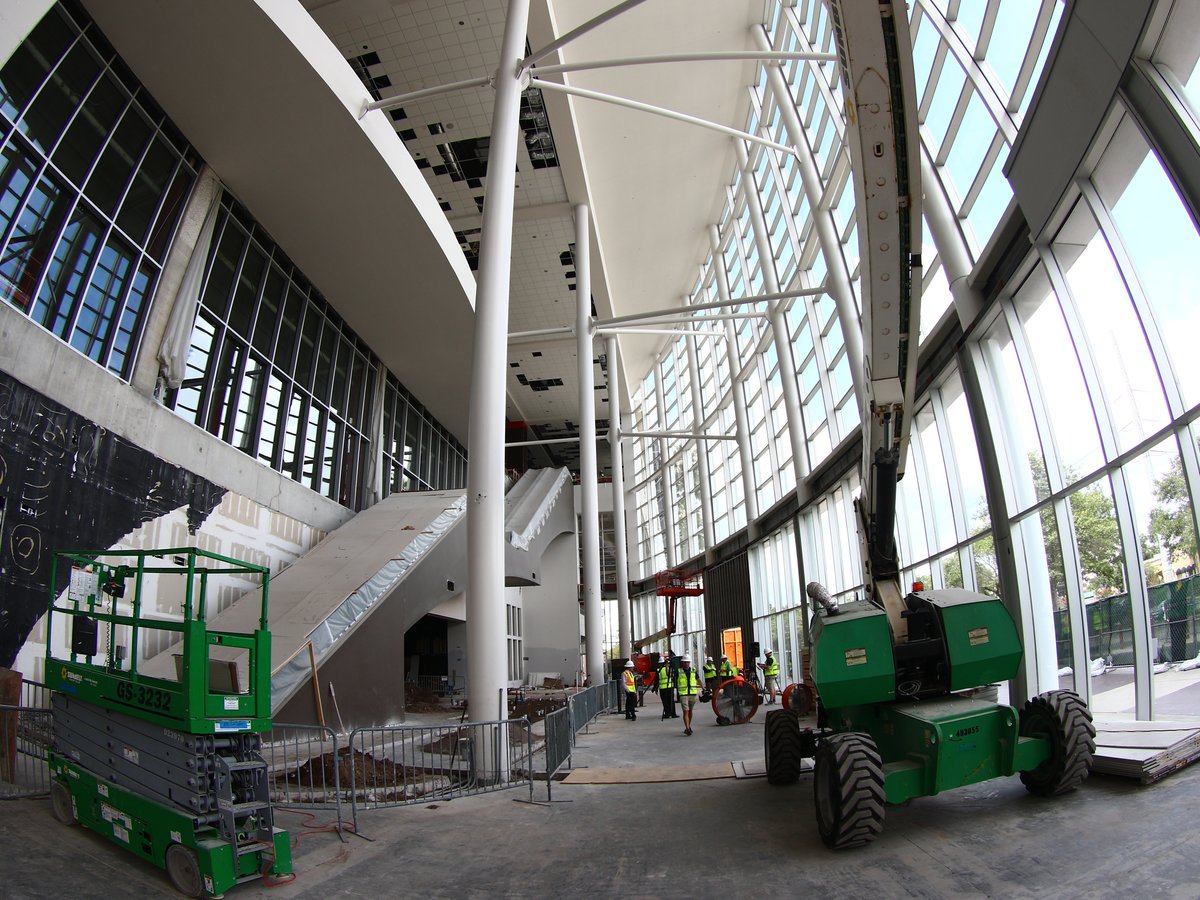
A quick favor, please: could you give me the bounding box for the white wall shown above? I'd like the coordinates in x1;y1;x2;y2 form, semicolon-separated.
521;532;583;685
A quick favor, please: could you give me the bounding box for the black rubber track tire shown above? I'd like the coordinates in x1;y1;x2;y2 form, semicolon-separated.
50;781;76;826
165;843;203;898
813;732;885;849
765;708;804;786
1018;689;1096;796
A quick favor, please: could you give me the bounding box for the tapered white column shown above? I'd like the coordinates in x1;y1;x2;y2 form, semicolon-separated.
653;372;678;567
576;204;604;687
466;0;529;734
710;225;759;530
736;140;809;485
684;331;715;553
922;152;1054;706
606;335;632;660
755;26;865;405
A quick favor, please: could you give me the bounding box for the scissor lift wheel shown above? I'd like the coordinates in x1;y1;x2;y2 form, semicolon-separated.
50;781;77;826
165;844;203;898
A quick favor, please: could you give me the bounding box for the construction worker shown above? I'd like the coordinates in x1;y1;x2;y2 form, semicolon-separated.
702;656;718;686
758;649;780;705
718;654;738;680
622;660;638;720
656;652;677;719
676;655;700;735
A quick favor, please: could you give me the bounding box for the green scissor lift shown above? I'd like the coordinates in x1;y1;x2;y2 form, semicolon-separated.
44;547;292;897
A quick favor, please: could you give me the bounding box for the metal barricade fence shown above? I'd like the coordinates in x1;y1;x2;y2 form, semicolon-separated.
261;723;345;831
567;681;618;737
543;706;573;801
0;705;53;799
20;679;51;710
348;718;533;822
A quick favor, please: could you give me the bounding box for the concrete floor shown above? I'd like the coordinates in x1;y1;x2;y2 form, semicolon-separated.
4;696;1200;899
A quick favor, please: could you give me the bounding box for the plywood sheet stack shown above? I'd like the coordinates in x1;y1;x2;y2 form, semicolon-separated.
1091;720;1200;783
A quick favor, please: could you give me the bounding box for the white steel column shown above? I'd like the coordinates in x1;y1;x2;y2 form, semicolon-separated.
576;204;604;688
466;0;529;731
755;26;865;404
710;224;760;530
684;331;715;553
736;139;809;485
653;372;679;567
922;151;1054;703
606;335;632;660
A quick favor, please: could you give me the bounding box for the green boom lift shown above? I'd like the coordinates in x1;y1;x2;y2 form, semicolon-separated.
44;547;292;895
762;4;1095;849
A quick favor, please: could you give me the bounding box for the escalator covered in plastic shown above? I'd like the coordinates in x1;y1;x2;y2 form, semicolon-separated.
141;468;575;729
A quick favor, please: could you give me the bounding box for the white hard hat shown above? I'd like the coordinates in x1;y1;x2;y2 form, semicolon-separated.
681;655;692;663
765;649;773;654
705;656;713;662
624;660;635;668
721;653;728;658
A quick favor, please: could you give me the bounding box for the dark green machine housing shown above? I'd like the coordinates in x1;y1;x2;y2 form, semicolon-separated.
811;589;1035;803
765;586;1095;849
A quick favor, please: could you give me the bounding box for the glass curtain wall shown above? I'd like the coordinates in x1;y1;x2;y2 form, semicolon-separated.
169;193;467;510
0;1;201;378
625;0;1200;721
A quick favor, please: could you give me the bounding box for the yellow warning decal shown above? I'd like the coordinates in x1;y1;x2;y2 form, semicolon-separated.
968;627;990;646
845;647;868;667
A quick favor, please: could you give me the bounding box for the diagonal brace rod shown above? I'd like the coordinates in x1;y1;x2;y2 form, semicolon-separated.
529;77;795;156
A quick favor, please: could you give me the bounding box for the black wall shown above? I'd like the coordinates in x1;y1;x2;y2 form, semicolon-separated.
704;552;755;664
0;372;225;668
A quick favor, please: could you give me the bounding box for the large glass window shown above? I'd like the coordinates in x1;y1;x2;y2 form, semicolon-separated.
168;194;462;508
0;2;200;378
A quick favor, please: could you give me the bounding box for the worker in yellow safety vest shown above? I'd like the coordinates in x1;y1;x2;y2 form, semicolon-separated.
622;660;638;720
656;653;677;720
702;656;717;687
676;655;700;736
758;649;781;705
718;654;738;680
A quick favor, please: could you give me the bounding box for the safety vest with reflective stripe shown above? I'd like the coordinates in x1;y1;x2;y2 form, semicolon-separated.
719;660;737;677
657;664;672;690
702;663;717;680
763;657;779;677
676;668;699;695
623;669;637;692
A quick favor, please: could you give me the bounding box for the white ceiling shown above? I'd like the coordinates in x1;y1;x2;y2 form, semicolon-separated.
307;0;765;469
84;0;765;471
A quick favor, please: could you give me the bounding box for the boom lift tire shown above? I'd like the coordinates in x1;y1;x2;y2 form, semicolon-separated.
50;781;76;826
165;843;203;898
1017;690;1096;796
765;708;804;785
813;732;885;849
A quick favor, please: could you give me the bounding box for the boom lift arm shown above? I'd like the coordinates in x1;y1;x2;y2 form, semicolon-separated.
833;1;922;639
765;5;1094;853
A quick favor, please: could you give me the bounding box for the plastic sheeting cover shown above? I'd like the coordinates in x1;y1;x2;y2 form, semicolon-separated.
507;468;570;551
271;495;467;712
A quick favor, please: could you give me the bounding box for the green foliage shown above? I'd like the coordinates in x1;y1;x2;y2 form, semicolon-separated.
1145;455;1198;570
1031;453;1123;597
